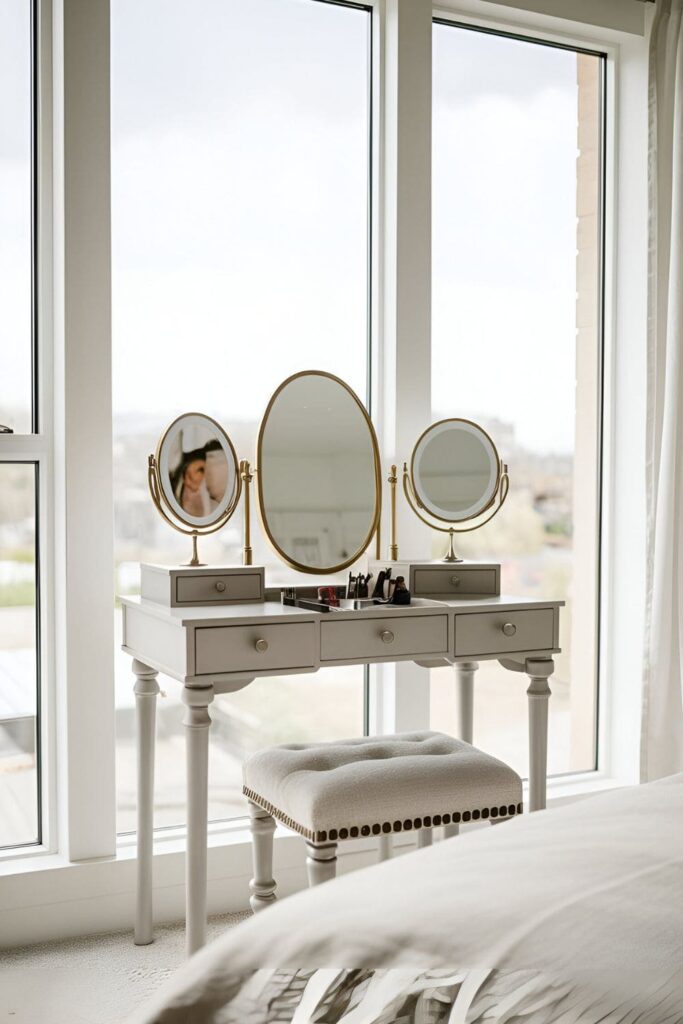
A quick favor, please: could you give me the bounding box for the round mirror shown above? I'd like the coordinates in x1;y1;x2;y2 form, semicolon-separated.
155;413;240;529
257;371;381;573
411;418;500;522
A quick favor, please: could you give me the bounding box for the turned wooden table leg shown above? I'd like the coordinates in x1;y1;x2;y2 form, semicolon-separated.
377;835;392;861
417;828;432;848
306;842;338;886
526;659;554;812
133;660;160;946
455;661;477;744
182;684;214;956
248;801;277;912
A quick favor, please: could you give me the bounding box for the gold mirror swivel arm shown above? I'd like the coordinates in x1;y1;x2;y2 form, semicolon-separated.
402;460;510;563
148;452;243;568
240;459;254;567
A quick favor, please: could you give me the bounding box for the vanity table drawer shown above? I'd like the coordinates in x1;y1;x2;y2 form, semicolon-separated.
454;608;555;658
195;621;316;675
412;567;499;597
176;572;263;605
321;614;448;663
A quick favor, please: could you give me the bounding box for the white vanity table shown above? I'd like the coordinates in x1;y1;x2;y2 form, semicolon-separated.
123;561;562;955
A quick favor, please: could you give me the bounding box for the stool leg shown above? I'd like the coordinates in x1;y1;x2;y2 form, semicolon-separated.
417;828;432;849
442;824;460;839
248;801;277;913
306;841;338;886
377;835;392;862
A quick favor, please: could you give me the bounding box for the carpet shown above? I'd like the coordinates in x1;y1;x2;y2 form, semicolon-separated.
0;911;249;1024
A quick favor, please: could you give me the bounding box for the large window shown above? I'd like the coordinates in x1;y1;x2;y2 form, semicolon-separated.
431;23;604;777
0;0;41;849
111;0;372;831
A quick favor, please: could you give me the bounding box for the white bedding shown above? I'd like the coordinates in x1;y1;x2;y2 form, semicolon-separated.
133;776;683;1023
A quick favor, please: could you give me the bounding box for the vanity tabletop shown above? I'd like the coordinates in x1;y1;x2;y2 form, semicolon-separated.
120;593;564;628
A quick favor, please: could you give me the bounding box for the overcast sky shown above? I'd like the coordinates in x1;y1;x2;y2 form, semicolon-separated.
0;0;592;455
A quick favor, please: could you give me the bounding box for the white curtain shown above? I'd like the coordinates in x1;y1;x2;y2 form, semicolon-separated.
643;0;683;780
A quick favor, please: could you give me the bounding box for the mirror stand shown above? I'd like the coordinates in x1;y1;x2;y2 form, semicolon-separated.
147;454;210;566
388;465;399;560
402;461;510;563
240;459;254;567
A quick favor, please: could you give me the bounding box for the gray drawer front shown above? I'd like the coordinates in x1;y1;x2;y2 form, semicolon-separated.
321;614;448;663
176;573;262;605
454;609;555;658
413;567;498;597
195;621;315;675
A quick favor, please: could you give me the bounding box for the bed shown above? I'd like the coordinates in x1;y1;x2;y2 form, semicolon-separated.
132;775;683;1023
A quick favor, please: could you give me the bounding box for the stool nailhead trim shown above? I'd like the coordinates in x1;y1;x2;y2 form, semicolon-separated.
243;785;523;844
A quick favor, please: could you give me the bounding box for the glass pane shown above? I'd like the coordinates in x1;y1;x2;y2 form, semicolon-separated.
0;463;39;847
0;1;33;434
431;25;602;777
112;0;371;831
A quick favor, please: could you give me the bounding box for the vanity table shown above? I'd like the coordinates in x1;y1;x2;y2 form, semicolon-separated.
123;562;562;955
127;371;564;957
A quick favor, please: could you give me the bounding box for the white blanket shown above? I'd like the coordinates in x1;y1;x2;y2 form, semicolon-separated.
133;776;683;1023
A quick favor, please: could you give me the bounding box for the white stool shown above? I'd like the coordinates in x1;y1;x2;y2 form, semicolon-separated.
243;730;522;912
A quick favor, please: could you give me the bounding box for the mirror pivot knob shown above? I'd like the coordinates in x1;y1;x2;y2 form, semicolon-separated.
502;622;517;637
255;638;269;653
215;581;226;593
380;629;395;645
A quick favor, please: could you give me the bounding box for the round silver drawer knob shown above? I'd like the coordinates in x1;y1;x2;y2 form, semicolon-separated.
215;581;226;593
502;622;517;637
450;576;460;587
254;638;269;653
380;629;395;645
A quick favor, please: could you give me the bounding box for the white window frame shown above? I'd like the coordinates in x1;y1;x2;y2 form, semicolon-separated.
0;0;650;945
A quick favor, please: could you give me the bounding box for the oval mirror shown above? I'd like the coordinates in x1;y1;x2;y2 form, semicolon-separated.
411;418;500;522
156;412;240;530
257;371;381;573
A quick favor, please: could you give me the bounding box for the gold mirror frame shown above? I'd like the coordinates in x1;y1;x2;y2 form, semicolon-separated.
400;418;509;563
148;412;242;566
410;418;501;524
256;370;382;575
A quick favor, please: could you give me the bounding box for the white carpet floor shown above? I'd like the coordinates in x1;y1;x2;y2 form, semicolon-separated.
0;911;249;1024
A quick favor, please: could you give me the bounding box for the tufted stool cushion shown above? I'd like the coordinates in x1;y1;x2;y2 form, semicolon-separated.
243;730;523;844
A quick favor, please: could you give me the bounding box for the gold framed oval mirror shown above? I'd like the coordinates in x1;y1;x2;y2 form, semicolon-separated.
411;418;500;522
400;417;509;563
148;412;241;564
256;371;381;574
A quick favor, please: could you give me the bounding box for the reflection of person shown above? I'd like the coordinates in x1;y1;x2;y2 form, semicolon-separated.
169;434;230;518
173;448;211;517
204;440;229;508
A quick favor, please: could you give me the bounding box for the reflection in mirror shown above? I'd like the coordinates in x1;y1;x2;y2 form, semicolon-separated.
257;372;380;573
156;413;240;530
412;419;500;522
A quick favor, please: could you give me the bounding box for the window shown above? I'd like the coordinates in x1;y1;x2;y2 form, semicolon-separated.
0;0;41;849
430;22;604;778
111;0;372;831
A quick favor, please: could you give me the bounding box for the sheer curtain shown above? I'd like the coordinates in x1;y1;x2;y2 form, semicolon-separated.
643;0;683;780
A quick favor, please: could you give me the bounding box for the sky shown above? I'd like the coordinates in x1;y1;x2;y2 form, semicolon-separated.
0;0;598;456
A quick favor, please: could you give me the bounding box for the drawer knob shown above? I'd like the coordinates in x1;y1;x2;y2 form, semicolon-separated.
450;576;460;587
380;629;395;645
502;622;517;637
254;638;269;653
215;581;226;593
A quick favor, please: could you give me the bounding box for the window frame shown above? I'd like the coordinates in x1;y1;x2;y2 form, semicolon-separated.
0;0;649;896
0;0;55;859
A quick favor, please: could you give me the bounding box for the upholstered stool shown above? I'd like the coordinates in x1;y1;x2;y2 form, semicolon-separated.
243;730;523;912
